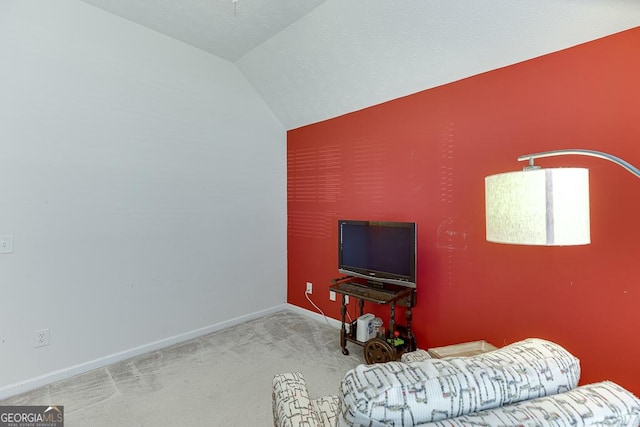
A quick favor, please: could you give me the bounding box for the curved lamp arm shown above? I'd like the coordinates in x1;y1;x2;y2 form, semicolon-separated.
517;149;640;179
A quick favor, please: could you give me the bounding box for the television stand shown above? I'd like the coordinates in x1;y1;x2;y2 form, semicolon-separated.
330;278;416;363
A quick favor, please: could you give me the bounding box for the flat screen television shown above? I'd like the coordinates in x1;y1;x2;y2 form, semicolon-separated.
338;220;417;288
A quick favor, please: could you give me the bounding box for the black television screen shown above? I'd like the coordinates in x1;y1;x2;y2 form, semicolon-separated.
338;220;417;288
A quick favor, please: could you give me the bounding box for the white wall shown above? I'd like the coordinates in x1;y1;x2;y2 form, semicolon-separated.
0;0;286;397
238;0;640;130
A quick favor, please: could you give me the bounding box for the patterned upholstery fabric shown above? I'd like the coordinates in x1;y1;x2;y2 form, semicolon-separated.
423;381;640;427
311;396;340;427
272;340;640;427
338;338;581;426
399;349;431;364
271;350;433;427
273;372;322;427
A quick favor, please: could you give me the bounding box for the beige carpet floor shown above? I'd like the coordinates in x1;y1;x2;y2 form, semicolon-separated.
0;309;364;426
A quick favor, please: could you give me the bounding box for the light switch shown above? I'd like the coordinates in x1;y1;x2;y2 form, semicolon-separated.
0;235;14;254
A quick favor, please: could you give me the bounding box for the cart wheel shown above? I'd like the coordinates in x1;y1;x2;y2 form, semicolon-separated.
364;338;395;364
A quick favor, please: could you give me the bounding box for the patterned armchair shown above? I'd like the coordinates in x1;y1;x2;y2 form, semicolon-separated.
272;372;340;427
273;339;640;427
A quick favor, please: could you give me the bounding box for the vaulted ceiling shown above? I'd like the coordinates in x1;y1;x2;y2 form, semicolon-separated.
80;0;327;61
80;0;640;129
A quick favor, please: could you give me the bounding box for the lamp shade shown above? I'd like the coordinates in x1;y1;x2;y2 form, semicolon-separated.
485;168;590;245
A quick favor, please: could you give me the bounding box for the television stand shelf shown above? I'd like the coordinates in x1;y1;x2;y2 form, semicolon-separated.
330;278;416;363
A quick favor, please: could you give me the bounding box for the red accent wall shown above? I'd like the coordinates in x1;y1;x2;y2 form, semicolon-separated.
287;27;640;394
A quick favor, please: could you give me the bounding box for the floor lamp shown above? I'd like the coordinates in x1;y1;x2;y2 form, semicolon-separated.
484;149;640;246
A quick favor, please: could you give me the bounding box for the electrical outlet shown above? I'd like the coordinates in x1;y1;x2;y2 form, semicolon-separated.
345;295;349;304
34;329;50;348
306;282;313;294
0;235;13;254
329;291;336;301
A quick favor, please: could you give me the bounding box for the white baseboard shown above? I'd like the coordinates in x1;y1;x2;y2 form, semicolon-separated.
286;303;343;330
0;304;288;401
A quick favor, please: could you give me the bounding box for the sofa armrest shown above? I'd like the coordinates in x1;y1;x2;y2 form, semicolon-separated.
272;372;322;427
